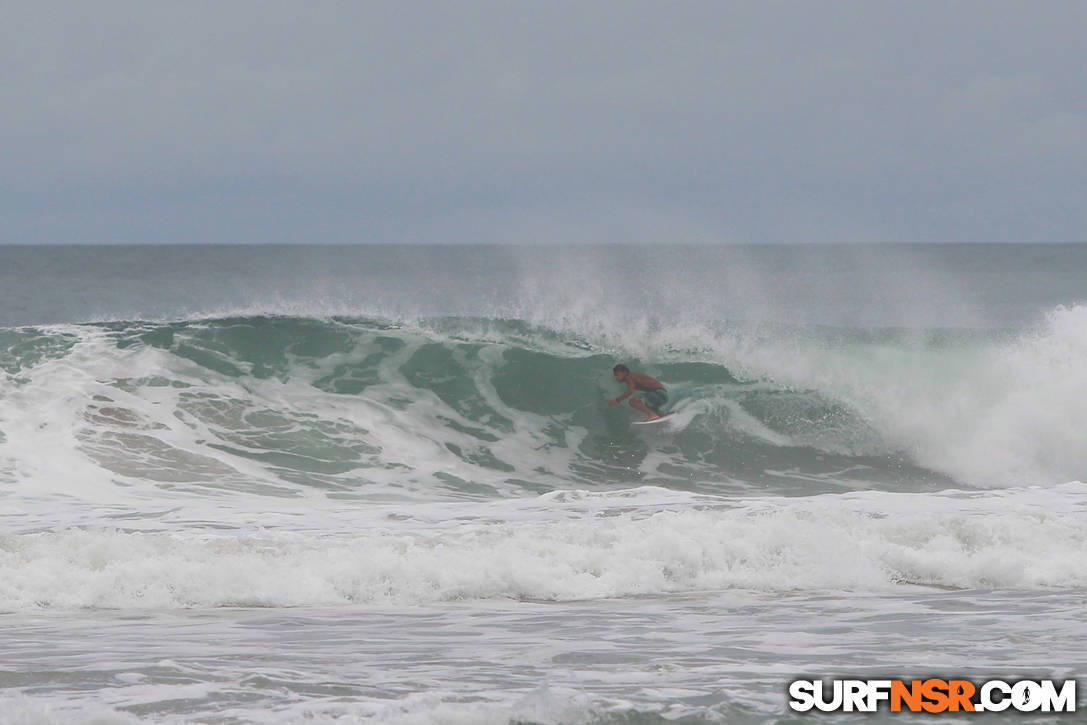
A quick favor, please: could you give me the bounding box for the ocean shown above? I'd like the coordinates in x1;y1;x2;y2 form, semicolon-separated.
1;244;1084;724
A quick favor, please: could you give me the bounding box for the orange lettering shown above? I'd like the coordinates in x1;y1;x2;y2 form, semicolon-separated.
891;680;923;712
947;680;976;712
921;679;949;713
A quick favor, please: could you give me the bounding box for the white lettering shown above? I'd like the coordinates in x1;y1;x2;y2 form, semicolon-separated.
866;679;893;710
980;680;1011;712
1012;680;1042;712
788;680;816;712
814;680;842;712
1040;680;1076;712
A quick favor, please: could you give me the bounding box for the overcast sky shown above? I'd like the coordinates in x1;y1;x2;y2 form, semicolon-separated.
3;1;1085;244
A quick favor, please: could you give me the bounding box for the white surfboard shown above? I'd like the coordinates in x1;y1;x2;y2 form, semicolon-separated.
631;413;673;426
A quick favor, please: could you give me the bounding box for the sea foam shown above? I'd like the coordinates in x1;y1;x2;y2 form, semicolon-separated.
2;484;1084;610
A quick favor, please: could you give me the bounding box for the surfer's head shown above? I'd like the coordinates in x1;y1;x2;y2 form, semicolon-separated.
613;364;629;381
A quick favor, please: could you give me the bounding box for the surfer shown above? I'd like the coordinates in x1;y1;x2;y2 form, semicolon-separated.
609;364;668;421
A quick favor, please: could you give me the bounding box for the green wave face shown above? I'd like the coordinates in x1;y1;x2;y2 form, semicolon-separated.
2;316;959;500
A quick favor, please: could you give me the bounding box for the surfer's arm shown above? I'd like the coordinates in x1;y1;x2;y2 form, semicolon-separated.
610;382;635;405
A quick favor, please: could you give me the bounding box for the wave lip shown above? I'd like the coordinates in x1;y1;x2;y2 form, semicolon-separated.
3;485;1084;610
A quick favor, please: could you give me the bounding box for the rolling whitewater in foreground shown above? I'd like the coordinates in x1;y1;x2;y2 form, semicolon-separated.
1;244;1085;724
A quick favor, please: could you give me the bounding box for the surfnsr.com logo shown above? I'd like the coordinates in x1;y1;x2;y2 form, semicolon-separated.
788;678;1076;713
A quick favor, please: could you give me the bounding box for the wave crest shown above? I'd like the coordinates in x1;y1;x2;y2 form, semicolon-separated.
3;308;1087;497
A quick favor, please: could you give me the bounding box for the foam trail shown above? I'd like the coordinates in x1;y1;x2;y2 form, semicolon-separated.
3;484;1084;610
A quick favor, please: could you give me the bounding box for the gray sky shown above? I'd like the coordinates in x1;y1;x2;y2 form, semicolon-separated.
3;0;1085;244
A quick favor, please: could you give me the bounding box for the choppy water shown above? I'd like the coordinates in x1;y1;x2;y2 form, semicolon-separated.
1;244;1085;723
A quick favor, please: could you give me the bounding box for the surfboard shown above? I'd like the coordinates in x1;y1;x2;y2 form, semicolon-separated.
631;413;673;426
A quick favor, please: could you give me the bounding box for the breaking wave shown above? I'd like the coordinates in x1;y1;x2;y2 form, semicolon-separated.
3;308;1087;501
